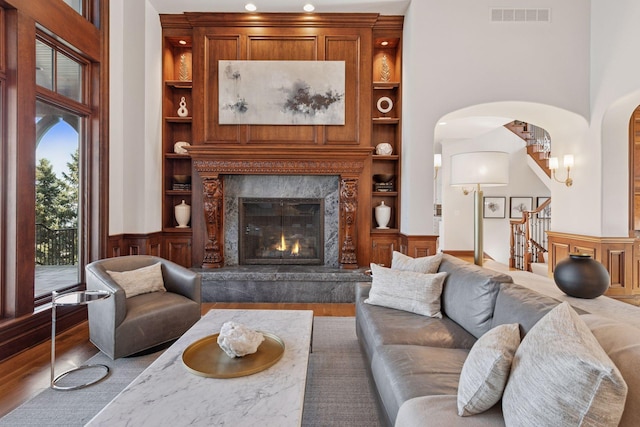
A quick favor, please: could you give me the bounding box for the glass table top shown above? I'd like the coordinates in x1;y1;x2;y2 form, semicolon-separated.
52;290;111;306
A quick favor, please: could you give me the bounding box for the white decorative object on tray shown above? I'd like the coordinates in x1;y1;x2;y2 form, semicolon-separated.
174;141;190;154
177;96;189;117
217;321;265;358
375;142;393;155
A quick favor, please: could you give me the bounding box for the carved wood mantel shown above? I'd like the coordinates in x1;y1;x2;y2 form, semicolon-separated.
188;146;372;269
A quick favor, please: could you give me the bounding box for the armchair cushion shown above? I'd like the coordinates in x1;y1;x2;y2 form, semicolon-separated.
107;262;166;298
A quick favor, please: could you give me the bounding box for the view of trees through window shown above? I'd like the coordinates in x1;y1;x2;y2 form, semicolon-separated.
35;102;81;296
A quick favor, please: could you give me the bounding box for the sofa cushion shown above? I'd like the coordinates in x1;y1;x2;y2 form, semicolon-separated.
457;323;520;416
502;302;628;427
371;344;469;424
391;251;443;274
438;254;512;338
582;314;640;427
396;395;505;427
356;286;477;363
366;263;447;317
107;262;166;298
490;282;560;335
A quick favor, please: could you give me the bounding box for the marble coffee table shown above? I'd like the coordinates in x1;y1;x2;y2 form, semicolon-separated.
86;309;314;426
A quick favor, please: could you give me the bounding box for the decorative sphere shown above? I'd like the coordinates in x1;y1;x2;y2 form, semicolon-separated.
553;253;610;299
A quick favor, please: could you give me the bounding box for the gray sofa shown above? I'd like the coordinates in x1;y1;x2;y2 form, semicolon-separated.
356;254;640;426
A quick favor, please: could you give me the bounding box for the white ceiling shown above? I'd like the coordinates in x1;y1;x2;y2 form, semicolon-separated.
147;0;411;15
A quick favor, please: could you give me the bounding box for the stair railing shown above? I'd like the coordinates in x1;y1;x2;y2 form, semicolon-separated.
509;198;551;271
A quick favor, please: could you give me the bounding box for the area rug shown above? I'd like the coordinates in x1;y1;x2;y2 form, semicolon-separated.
0;317;382;427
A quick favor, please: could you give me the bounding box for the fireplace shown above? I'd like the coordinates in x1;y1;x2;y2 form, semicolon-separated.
239;198;324;265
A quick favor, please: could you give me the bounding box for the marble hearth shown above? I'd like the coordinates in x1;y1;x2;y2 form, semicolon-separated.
197;264;371;303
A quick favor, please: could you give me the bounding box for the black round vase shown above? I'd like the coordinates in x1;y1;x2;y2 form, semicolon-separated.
553;253;610;299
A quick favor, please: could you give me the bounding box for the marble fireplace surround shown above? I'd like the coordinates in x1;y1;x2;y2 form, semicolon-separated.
226;175;338;267
189;146;372;269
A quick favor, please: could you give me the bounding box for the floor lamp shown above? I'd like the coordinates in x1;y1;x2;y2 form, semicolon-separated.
450;151;509;266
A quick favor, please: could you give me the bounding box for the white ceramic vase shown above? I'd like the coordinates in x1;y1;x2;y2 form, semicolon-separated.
375;201;391;229
175;200;191;228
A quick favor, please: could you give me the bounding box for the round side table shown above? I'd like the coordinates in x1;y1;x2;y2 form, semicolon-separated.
51;289;112;391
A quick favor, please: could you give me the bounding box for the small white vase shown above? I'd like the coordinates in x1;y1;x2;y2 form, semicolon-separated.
177;97;189;117
175;200;191;228
375;201;391;229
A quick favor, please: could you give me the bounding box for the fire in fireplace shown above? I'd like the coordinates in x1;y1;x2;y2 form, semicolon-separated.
239;198;324;265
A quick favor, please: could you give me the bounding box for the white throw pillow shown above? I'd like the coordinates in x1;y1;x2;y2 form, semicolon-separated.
457;323;521;416
107;262;166;298
365;263;447;317
502;302;628;427
391;251;442;274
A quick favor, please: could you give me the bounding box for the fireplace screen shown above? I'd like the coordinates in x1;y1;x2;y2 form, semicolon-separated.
239;198;324;265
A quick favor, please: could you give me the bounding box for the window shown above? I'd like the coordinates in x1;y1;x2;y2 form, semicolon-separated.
35;101;82;297
35;34;88;298
62;0;83;17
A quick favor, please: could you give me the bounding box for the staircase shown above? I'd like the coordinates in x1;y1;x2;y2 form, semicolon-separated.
504;121;551;177
510;198;551;273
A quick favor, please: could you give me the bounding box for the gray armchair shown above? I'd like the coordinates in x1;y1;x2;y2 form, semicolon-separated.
85;255;201;359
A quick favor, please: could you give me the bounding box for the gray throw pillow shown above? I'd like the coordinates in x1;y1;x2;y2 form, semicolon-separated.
391;251;442;274
502;302;628;427
365;263;447;317
457;323;520;416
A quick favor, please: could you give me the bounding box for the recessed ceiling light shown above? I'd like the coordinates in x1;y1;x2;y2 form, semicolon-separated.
438;122;447;126
381;41;389;46
303;4;315;12
178;40;187;45
245;3;257;12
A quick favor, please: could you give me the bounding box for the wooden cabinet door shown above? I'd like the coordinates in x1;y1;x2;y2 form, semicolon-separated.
371;236;397;267
164;236;192;268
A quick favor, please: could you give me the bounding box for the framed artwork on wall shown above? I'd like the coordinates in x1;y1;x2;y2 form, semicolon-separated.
510;197;533;219
483;197;506;219
218;60;346;125
537;197;551;218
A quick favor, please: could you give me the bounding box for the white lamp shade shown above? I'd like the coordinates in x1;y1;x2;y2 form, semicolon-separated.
450;151;509;187
563;154;574;168
434;153;442;168
548;157;559;170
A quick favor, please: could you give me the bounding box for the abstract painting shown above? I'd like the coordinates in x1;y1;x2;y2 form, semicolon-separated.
218;60;345;125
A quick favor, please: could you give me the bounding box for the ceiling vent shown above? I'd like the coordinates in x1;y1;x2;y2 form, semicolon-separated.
490;8;551;23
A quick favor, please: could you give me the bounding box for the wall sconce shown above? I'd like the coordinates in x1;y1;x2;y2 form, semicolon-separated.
549;154;574;187
433;154;442;180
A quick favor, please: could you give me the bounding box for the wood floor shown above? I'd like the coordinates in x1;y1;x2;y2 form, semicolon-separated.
0;302;355;418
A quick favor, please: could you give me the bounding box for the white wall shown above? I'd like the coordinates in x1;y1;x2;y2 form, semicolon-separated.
109;0;163;235
402;0;590;237
441;127;550;264
591;0;640;236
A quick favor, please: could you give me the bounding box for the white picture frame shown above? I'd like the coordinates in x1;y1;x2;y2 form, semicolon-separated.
483;197;506;219
510;197;533;219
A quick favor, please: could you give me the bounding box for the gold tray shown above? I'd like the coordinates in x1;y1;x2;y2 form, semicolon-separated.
182;332;285;378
